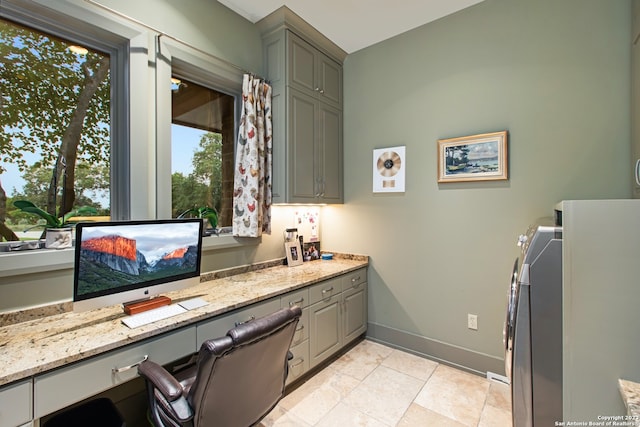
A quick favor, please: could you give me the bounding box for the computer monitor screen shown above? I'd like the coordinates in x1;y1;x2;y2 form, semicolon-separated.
73;219;203;312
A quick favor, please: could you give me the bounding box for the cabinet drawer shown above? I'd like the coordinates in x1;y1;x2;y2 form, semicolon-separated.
291;307;309;347
309;278;341;305
196;298;280;346
286;340;309;385
34;327;196;418
0;380;32;427
341;268;366;292
281;288;309;309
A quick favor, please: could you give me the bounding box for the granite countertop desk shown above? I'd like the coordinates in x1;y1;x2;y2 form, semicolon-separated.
0;255;368;387
619;379;640;426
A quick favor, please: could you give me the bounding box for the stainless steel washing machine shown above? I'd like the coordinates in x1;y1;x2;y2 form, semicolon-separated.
504;221;563;427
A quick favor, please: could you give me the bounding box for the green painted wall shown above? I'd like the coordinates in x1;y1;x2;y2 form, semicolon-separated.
322;0;631;372
1;0;633;378
96;0;263;74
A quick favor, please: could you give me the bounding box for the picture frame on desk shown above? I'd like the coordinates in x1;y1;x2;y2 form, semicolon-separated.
285;241;303;267
303;241;321;261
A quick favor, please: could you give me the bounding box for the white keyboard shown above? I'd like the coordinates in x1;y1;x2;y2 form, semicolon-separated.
122;304;187;328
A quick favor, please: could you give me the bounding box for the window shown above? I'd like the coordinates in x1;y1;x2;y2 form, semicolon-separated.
156;36;243;231
0;17;112;241
171;76;236;227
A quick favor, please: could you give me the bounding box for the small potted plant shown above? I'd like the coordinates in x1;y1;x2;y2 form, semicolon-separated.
13;200;98;249
178;206;218;235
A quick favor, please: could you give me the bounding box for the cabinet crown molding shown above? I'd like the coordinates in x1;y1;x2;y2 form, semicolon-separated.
256;6;347;63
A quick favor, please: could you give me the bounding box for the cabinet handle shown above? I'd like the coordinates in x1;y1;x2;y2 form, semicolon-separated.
635;159;640;186
319;89;325;94
235;316;255;326
295;324;305;332
289;298;304;307
315;177;323;198
112;355;148;374
351;276;360;283
321;286;334;294
289;358;304;368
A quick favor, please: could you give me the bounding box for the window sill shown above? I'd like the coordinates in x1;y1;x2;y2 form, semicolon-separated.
201;233;259;250
0;234;258;278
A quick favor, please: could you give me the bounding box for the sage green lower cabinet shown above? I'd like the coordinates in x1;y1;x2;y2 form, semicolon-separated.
195;270;367;385
0;379;32;427
309;293;342;368
281;289;310;385
343;283;367;343
341;269;368;344
287;324;309;385
34;327;196;419
309;269;368;369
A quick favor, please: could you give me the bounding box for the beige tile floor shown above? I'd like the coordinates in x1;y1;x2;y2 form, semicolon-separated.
261;339;512;427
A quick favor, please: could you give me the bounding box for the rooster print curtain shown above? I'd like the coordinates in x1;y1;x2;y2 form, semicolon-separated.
232;74;273;237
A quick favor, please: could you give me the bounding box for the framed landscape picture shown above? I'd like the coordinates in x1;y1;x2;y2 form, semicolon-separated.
437;131;508;183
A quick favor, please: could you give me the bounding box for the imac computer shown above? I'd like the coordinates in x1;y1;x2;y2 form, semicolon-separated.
73;219;204;312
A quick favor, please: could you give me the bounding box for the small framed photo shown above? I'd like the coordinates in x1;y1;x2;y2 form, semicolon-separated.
437;131;508;183
285;241;303;267
303;241;321;261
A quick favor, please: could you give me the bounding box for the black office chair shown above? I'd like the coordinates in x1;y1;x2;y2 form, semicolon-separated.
138;306;302;427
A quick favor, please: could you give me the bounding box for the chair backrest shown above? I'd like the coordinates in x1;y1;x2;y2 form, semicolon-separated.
188;306;302;427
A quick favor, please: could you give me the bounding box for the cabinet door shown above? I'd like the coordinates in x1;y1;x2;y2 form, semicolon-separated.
288;31;342;108
343;284;367;344
309;294;342;368
318;55;342;108
288;88;319;202
318;103;343;202
289;33;316;94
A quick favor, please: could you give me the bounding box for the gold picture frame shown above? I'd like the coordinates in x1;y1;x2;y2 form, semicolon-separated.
437;131;508;183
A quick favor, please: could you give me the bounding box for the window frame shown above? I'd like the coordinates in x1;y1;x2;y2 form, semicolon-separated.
0;0;147;276
156;36;244;237
1;0;133;220
0;0;256;278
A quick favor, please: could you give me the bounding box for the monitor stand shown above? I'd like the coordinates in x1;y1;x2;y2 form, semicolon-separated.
123;295;172;315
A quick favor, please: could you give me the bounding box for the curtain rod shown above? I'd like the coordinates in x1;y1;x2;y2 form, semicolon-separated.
82;0;267;81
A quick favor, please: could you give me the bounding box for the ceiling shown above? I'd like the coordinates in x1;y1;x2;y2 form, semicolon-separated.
217;0;485;54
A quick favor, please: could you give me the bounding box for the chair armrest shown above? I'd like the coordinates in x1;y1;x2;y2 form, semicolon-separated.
139;360;194;423
138;360;183;401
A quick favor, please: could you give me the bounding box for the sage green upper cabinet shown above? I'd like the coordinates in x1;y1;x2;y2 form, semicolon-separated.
258;7;346;204
289;33;342;109
288;87;343;202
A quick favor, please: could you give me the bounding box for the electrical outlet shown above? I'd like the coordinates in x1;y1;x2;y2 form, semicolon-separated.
468;314;478;330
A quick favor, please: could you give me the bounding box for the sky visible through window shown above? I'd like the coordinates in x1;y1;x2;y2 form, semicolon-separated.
2;126;202;207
